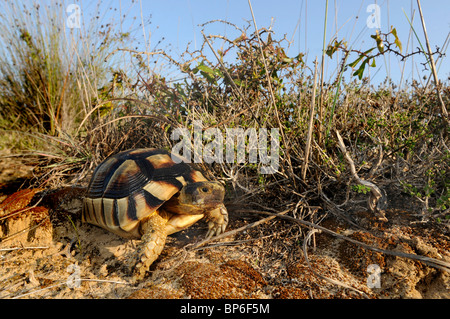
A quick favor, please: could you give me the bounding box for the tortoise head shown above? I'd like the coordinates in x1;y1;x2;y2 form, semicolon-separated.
163;181;225;215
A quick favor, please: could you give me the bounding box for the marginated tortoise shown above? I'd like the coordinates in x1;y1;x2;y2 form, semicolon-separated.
82;148;228;280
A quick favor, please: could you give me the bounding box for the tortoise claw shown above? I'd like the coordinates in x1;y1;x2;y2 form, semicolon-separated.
205;204;228;239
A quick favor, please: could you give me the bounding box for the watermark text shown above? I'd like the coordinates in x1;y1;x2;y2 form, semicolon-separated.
66;4;81;29
171;120;279;174
366;4;381;29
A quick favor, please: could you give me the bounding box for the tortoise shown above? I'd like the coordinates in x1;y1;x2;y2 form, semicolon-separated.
82;148;228;280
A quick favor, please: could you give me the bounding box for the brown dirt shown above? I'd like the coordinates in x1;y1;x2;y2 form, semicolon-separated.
1;158;449;299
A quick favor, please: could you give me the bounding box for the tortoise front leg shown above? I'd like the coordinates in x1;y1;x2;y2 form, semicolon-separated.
129;212;168;282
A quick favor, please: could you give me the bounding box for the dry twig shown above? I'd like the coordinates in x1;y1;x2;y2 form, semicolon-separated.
190;209;290;250
416;0;448;119
335;129;388;221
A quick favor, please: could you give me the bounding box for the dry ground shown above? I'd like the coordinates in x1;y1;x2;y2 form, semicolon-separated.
0;157;449;299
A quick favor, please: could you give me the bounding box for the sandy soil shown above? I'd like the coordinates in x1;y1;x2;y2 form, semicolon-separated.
0;159;449;299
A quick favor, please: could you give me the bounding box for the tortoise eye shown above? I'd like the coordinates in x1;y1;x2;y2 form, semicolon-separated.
201;187;209;193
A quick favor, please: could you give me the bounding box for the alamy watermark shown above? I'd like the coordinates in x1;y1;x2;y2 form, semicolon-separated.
366;264;381;289
66;263;81;288
66;4;81;29
366;4;381;29
171;120;280;174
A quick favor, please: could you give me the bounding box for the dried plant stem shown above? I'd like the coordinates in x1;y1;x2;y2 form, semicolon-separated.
191;209;290;250
10;282;66;299
335;129;388;221
247;1;277;114
10;278;130;299
0;246;48;252
416;0;448;119
200;30;260;126
302;58;319;180
318;0;329;143
247;0;296;184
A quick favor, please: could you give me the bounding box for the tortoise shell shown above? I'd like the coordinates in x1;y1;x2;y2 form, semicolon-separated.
82;148;210;238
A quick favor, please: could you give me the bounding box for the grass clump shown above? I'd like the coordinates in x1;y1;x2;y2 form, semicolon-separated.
0;0;134;141
0;0;139;186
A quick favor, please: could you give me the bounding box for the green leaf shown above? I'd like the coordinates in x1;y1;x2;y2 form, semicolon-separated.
200;71;216;84
391;27;402;52
371;30;384;53
197;63;215;75
326;40;338;58
348;55;364;68
353;66;364;79
194;62;221;84
326;45;336;58
213;68;224;78
353;59;369;80
363;47;376;55
326;39;346;59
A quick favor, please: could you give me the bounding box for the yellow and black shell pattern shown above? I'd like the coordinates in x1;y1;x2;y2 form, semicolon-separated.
82;148;207;238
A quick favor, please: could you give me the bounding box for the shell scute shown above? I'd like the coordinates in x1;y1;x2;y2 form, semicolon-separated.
83;148;193;237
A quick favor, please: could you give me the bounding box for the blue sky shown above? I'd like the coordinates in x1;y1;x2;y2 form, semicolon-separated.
78;0;450;87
